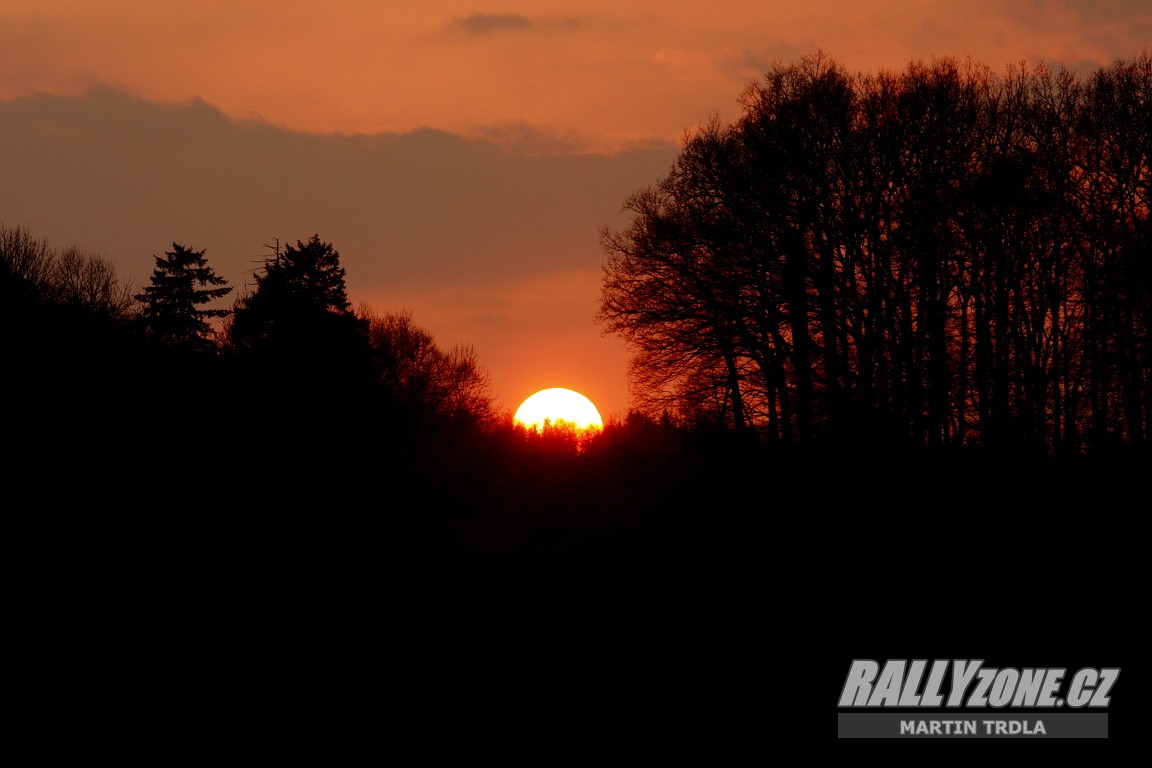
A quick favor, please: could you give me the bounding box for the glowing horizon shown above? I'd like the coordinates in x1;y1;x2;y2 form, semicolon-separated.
514;388;605;432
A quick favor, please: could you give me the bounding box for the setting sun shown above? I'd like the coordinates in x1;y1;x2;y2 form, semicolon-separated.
514;388;604;432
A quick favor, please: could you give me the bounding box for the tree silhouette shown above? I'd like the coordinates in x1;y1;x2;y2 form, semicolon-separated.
361;307;496;428
135;243;231;348
1;224;134;324
1;225;54;308
601;52;1152;455
227;234;373;445
1;225;145;459
599;121;737;429
230;234;358;354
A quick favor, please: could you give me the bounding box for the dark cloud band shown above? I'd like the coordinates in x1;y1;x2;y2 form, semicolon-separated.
454;13;534;34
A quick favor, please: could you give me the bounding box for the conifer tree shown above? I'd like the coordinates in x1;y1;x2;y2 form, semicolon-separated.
229;235;372;429
230;234;357;354
135;243;231;348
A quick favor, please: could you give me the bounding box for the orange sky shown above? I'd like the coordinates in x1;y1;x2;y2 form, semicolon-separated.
2;1;1149;419
4;2;1149;147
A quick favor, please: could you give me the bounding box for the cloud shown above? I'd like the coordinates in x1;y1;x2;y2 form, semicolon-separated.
5;3;1147;147
453;13;534;34
0;87;677;288
469;121;674;157
450;12;584;35
0;88;674;417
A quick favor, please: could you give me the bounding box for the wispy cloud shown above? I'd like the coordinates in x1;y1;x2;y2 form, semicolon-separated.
453;13;535;34
450;12;583;35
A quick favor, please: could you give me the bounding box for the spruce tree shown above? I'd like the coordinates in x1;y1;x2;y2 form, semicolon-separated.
229;235;372;417
135;243;231;348
230;234;356;352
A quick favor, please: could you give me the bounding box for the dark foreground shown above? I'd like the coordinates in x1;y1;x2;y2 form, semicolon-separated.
13;429;1145;752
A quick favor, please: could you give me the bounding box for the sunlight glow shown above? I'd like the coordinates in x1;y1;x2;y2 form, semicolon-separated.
514;388;604;432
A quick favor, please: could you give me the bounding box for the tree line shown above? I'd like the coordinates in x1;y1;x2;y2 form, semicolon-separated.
0;224;763;574
0;222;671;479
600;52;1151;457
0;227;497;476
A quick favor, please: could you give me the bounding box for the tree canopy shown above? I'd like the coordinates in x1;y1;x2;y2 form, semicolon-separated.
601;52;1152;455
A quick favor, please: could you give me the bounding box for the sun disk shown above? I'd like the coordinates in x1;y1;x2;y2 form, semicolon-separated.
514;388;604;432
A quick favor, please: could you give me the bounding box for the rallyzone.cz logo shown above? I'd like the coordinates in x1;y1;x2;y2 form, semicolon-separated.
837;660;1120;738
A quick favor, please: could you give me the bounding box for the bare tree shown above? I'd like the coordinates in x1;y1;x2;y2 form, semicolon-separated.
360;306;496;427
601;52;1152;454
